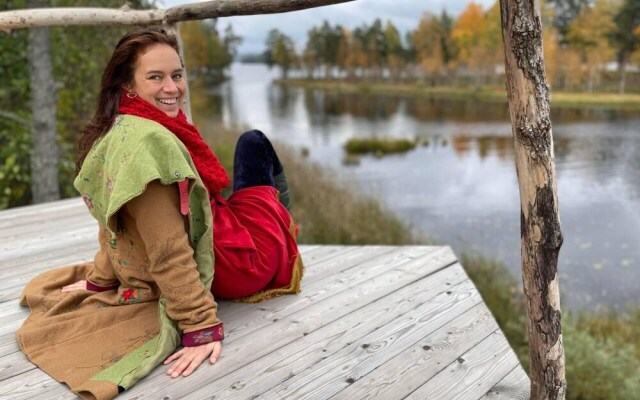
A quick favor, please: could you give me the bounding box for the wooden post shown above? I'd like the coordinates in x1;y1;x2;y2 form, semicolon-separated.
499;1;566;399
27;0;60;203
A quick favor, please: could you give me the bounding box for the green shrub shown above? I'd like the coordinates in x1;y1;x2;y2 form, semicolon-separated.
0;119;31;209
344;137;417;156
564;322;640;400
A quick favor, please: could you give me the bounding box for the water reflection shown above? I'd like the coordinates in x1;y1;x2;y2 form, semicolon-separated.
302;89;402;121
272;83;638;125
213;63;640;311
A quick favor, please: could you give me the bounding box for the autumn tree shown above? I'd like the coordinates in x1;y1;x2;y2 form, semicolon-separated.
438;11;457;75
180;20;240;84
477;1;504;85
451;1;485;82
365;19;386;79
301;27;321;78
411;13;446;84
353;26;371;77
180;21;210;78
336;27;360;79
566;0;617;92
546;0;590;42
344;28;369;79
384;21;405;81
322;21;344;78
265;29;297;79
610;0;640;93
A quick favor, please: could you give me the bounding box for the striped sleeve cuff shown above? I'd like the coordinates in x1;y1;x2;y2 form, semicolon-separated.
182;323;224;347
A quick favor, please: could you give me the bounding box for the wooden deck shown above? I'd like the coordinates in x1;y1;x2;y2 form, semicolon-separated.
0;198;530;399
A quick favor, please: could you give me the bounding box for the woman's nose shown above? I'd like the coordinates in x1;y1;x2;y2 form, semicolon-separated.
163;78;179;93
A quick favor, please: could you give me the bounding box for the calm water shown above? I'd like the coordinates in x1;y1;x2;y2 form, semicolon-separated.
208;63;640;312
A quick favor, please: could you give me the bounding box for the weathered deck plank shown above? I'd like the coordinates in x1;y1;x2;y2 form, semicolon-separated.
332;302;499;400
185;265;469;400
481;365;531;400
0;198;530;399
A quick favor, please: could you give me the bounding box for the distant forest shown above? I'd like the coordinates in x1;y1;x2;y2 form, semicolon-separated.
252;0;640;94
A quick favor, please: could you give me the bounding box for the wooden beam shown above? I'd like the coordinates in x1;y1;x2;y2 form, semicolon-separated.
498;1;566;399
0;0;354;31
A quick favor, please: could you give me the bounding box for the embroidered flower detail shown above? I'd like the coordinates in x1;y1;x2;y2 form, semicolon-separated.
175;171;182;179
114;115;123;125
119;288;141;304
97;169;104;179
192;331;213;345
82;195;94;210
106;177;113;192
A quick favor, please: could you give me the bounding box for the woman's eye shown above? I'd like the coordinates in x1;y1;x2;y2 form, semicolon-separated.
173;73;183;80
149;75;161;80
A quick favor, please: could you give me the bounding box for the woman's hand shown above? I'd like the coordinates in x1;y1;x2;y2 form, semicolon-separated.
61;280;87;293
164;341;222;378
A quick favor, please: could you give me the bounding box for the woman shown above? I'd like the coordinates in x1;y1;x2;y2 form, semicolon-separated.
16;28;303;400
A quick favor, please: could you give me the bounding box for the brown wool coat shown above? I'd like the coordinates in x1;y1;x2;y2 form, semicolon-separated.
17;181;221;399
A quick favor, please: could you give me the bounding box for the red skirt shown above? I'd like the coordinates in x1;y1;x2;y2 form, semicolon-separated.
209;186;301;300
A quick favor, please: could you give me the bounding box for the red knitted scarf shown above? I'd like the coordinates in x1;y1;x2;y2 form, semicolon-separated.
118;91;230;194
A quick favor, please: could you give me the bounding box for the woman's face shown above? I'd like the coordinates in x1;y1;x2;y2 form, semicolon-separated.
128;44;186;118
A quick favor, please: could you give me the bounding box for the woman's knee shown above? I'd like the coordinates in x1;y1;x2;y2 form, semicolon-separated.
237;129;270;150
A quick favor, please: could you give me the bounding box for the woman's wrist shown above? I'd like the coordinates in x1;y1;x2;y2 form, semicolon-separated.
86;280;119;292
182;322;224;347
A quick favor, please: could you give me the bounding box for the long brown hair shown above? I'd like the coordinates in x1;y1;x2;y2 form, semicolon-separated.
76;28;180;171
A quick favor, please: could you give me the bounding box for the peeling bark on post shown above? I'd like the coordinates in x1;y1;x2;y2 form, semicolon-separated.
498;1;565;399
27;0;59;204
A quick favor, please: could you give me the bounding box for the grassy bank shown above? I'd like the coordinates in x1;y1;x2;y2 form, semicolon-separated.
277;79;640;110
462;253;640;399
200;120;639;399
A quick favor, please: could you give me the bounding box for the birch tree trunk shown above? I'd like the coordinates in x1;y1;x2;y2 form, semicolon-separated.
498;1;565;399
618;54;628;95
27;0;59;203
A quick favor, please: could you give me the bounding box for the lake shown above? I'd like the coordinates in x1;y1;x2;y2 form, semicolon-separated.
201;63;640;312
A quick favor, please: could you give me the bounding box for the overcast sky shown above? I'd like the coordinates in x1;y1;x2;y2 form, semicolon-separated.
162;0;497;54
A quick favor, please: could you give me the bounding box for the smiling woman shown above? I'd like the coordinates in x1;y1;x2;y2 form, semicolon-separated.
127;43;186;117
16;27;303;400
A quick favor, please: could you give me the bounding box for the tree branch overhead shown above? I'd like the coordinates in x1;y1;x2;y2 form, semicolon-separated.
0;0;354;31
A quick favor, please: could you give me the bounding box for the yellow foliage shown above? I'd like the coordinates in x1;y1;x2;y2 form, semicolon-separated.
543;26;560;87
412;13;445;76
565;0;618;90
451;2;485;64
180;21;209;75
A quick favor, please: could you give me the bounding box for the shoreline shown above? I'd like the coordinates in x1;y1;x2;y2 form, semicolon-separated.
276;78;640;110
